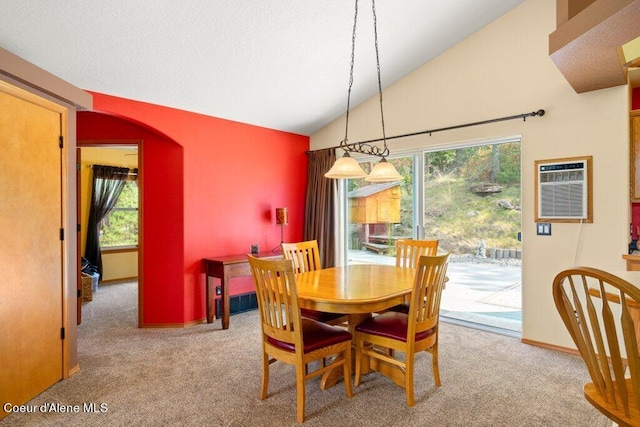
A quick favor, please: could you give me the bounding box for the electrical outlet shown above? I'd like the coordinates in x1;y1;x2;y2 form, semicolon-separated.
536;222;551;236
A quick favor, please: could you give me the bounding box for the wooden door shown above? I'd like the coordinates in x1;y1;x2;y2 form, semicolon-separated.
0;87;64;417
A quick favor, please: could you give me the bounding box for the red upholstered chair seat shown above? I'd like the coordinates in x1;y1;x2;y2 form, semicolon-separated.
355;312;435;342
354;253;450;407
249;255;353;423
268;318;352;353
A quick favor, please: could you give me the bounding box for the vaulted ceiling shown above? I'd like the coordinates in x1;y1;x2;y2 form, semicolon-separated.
0;1;526;135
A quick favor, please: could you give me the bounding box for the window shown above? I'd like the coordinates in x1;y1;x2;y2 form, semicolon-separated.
99;179;138;248
342;139;523;335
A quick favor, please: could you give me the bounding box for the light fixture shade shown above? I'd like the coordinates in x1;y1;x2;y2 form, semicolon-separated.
324;154;367;179
275;207;289;225
365;158;403;182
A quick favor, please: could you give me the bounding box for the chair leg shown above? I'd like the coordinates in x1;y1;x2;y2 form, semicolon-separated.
260;352;269;400
296;364;306;423
431;343;441;387
405;353;415;407
354;338;363;387
343;346;354;398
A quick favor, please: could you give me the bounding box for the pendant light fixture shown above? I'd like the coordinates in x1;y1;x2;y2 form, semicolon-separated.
325;0;402;182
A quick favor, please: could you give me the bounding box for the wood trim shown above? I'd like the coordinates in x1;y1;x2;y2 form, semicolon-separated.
521;338;581;356
99;277;139;285
548;0;640;93
68;364;80;377
0;47;92;109
138;141;144;328
76;148;82;326
139;319;205;328
1;46;89;383
101;246;138;254
77;139;141;147
623;254;640;271
534;155;593;223
78;139;143;328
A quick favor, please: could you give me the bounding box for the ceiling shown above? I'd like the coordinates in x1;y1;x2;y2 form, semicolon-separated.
0;0;525;135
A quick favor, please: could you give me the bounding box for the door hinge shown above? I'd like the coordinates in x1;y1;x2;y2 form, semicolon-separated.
77;289;82;298
77;223;81;232
61;327;65;340
60;228;64;241
59;135;64;149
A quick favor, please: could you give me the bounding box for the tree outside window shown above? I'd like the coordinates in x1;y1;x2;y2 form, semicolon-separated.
99;180;138;247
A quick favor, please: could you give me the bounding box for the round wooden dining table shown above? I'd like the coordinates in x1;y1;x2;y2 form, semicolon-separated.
295;264;417;390
295;263;416;318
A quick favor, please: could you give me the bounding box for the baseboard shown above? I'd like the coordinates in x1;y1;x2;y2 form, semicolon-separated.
442;316;581;356
68;363;80;377
99;276;138;285
440;316;522;339
139;319;204;328
520;338;580;356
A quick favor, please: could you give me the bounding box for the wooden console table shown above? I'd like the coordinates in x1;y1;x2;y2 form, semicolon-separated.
203;252;280;329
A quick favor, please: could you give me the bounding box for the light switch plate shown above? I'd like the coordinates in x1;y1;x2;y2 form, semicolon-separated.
536;222;551;236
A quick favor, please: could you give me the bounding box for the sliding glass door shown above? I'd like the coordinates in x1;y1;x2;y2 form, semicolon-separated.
345;155;418;266
423;141;522;334
343;139;522;334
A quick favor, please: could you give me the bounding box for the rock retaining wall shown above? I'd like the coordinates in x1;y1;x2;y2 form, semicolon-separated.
486;248;521;259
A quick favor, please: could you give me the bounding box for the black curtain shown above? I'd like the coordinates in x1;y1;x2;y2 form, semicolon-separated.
304;149;337;267
84;165;130;279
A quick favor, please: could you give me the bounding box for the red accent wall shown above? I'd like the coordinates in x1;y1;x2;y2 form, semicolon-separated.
78;92;308;326
633;87;640;111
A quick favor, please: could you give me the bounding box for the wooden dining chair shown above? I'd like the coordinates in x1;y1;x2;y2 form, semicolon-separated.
354;253;450;406
247;255;354;423
395;239;439;268
281;240;348;325
386;239;439;314
553;267;640;426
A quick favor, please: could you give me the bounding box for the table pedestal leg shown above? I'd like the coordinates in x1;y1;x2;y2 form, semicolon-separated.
319;313;371;391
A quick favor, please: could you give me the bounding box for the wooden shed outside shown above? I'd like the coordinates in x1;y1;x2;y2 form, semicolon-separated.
348;182;401;224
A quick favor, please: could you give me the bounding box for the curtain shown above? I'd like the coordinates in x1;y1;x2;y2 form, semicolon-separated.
84;165;131;279
304;149;337;267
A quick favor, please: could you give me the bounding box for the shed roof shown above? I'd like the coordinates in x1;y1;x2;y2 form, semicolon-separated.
347;182;401;199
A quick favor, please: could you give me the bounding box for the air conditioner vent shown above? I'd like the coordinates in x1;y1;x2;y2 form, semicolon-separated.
535;157;592;223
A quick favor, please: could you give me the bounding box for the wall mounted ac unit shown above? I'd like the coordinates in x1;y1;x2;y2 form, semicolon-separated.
535;156;592;223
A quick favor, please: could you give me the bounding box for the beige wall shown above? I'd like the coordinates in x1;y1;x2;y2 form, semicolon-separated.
310;0;633;350
80;147;138;281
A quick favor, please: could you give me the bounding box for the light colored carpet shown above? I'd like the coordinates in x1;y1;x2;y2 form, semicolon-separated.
1;281;610;426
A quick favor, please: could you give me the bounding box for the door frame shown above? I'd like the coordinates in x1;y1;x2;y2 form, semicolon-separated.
0;81;68;416
76;140;142;326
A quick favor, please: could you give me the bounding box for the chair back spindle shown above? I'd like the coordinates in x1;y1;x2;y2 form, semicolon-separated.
251;257;301;349
354;253;450;406
248;255;353;423
396;239;438;268
553;267;640;425
281;240;322;273
409;253;450;338
281;240;347;325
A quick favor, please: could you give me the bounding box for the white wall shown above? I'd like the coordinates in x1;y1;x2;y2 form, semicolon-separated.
310;0;633;349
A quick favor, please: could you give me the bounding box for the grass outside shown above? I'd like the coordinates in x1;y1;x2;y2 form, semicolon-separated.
423;174;521;255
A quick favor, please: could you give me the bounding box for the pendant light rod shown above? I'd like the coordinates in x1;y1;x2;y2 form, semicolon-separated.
309;109;545;155
325;0;403;182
